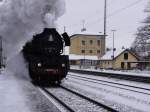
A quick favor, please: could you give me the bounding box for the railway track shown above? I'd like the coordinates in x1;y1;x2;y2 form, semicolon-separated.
68;74;150;96
40;86;118;112
40;87;74;112
69;69;150;83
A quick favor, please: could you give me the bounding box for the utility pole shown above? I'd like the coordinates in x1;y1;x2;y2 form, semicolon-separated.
64;26;66;33
102;0;107;55
111;30;116;69
0;36;2;68
103;0;107;55
104;0;107;37
111;30;116;59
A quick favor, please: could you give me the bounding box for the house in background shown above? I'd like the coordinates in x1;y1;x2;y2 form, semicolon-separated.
99;49;139;70
69;33;105;67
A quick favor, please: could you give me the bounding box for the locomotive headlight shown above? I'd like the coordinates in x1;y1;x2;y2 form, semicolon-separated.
37;63;42;67
62;64;65;67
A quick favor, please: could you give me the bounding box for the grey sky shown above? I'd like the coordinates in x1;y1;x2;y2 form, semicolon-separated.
57;0;148;49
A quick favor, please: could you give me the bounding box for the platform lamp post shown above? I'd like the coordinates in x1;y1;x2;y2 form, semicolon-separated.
111;30;116;69
83;39;86;68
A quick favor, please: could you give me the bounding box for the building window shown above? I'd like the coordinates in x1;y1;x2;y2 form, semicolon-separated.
89;50;93;54
124;53;128;60
97;40;100;46
81;50;85;53
90;40;93;45
82;40;85;45
97;50;100;54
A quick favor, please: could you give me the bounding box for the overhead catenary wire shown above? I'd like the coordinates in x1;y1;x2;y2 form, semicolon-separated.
66;0;114;28
86;0;144;29
66;0;145;34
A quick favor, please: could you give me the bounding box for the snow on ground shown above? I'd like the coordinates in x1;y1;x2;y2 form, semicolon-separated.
0;70;31;112
68;75;150;98
63;73;150;112
0;69;60;112
63;81;143;112
70;66;150;77
1;65;149;112
69;72;150;90
69;54;98;60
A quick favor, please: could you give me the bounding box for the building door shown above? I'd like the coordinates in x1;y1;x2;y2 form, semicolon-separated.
127;62;131;69
121;62;124;69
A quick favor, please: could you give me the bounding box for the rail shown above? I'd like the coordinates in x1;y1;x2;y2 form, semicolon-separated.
68;74;150;96
60;85;118;112
40;86;118;112
69;69;150;83
41;87;75;112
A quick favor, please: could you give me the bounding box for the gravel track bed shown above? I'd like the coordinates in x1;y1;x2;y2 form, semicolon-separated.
46;87;109;112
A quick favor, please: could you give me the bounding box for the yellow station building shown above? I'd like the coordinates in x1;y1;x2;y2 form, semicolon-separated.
69;33;105;67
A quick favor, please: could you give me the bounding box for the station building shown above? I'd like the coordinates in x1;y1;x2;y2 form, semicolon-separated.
69;33;105;67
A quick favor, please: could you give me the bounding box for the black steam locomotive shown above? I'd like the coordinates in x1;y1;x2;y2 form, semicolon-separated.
22;28;70;84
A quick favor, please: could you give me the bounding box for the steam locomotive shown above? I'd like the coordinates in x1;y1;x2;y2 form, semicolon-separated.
22;28;70;84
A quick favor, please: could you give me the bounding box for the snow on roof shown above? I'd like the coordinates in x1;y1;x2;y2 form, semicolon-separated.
76;31;101;35
100;49;125;60
70;30;103;38
69;54;98;60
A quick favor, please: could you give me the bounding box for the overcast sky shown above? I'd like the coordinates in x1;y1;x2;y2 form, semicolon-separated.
57;0;148;49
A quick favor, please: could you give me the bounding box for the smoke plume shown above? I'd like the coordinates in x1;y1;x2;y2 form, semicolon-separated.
0;0;65;77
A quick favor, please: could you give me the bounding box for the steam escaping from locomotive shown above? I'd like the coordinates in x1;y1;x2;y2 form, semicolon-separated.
0;0;66;77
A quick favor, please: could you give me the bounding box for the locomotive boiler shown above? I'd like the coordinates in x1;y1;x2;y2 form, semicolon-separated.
22;28;70;84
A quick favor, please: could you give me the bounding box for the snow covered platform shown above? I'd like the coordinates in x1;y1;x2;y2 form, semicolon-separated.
0;70;60;112
69;68;150;83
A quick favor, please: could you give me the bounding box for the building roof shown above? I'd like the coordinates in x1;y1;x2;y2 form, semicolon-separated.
69;54;98;60
100;49;138;60
70;31;104;39
100;49;124;60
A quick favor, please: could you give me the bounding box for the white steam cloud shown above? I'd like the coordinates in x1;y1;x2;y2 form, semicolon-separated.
0;0;65;58
0;0;65;77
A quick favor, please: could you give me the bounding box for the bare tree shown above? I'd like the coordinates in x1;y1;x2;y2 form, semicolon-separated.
132;2;150;61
